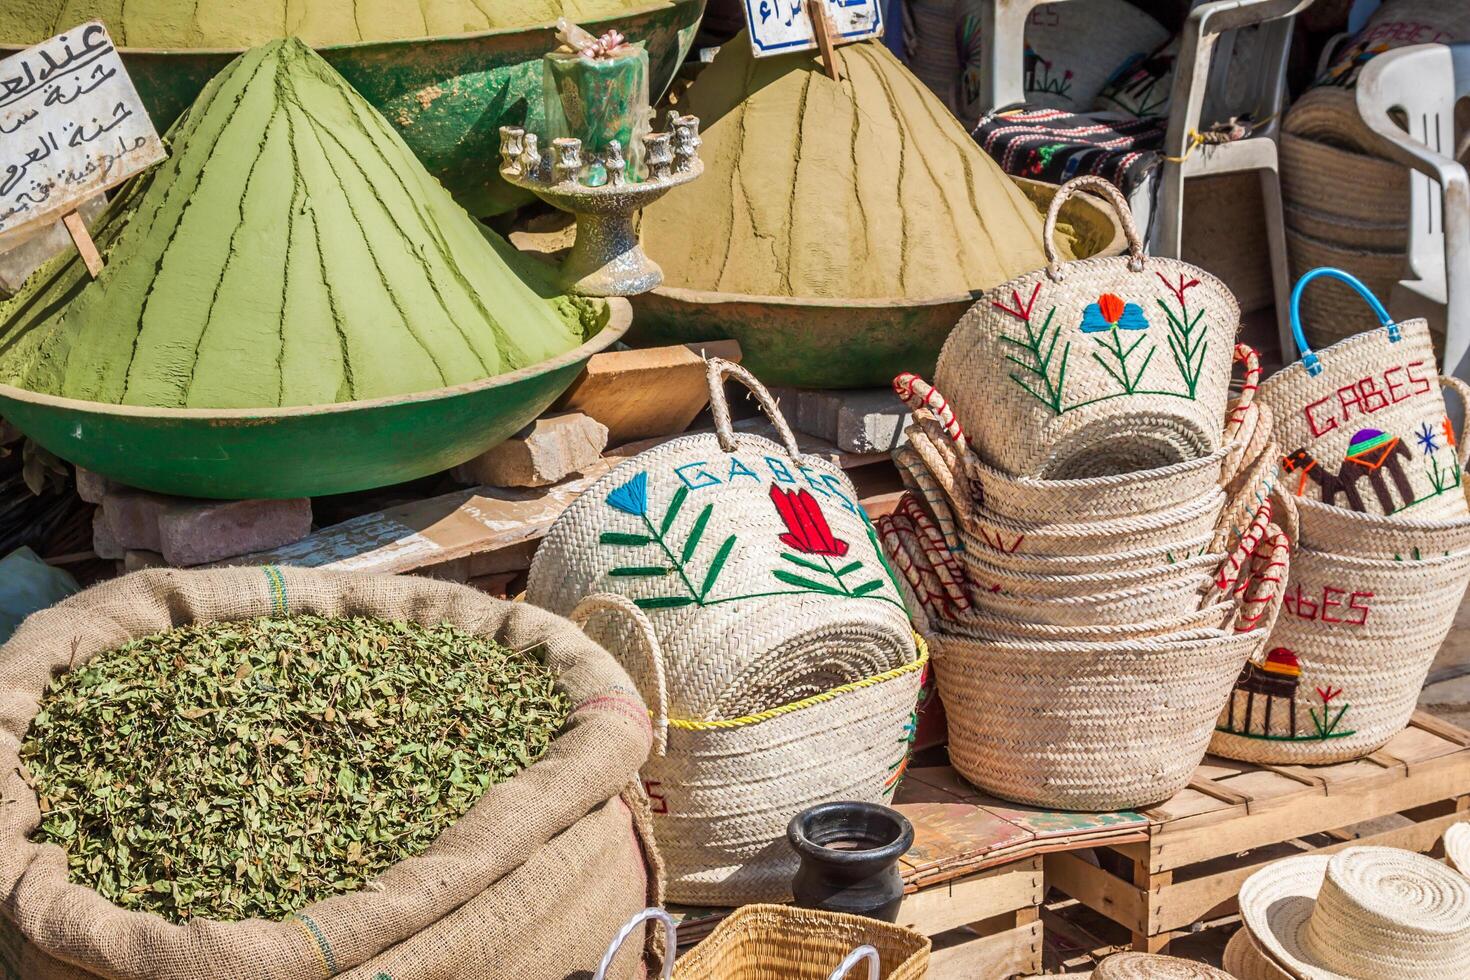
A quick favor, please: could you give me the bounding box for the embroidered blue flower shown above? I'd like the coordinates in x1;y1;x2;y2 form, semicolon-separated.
1416;421;1440;455
1079;293;1149;333
606;472;649;516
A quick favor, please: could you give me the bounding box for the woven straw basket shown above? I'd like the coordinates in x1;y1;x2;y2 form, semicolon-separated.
1263;269;1470;523
571;594;926;906
527;359;916;721
1211;544;1470;764
934;624;1278;810
960;548;1221;600
1092;951;1235;979
959;489;1226;563
1293;491;1470;557
936;175;1238;479
597;905;930;980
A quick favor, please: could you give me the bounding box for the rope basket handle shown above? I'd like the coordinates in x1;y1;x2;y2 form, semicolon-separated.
893;373;968;456
1208;495;1274;604
1231;525;1290;642
570;593;670;756
1290;267;1399;377
1441;375;1470;470
707;356;801;457
1043;174;1146;281
1221;343;1263;485
828;944;880;980
593;907;677;980
896;495;970;611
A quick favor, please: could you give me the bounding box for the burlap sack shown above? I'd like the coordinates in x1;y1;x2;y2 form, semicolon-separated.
527;359;915;721
0;567;661;980
1264;268;1470;522
936;175;1239;479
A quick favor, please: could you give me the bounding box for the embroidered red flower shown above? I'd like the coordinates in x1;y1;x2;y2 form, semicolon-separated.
770;485;849;557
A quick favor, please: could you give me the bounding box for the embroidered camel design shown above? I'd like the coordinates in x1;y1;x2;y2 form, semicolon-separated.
1282;428;1415;514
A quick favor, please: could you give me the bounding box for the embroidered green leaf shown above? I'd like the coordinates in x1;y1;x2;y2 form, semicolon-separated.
661;486;689;535
700;535;737;599
635;596;694;609
681;504;713;563
608;566;672;577
772;569;841;594
851;580;886;596
600;532;653;546
835;561;863;576
780;553;830;574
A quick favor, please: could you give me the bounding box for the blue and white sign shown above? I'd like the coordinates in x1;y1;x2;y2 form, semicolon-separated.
743;0;884;57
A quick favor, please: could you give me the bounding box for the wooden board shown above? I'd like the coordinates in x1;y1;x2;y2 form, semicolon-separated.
895;857;1041;937
554;340;743;444
929;917;1043;980
1046;713;1470;955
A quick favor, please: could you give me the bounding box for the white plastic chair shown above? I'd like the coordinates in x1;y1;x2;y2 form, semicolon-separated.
972;0;1310;357
1355;42;1470;379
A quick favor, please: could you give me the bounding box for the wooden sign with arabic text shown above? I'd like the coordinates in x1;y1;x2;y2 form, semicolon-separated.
743;0;883;57
0;22;164;247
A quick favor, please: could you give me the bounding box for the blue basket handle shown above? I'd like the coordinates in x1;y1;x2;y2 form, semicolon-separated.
1291;268;1399;377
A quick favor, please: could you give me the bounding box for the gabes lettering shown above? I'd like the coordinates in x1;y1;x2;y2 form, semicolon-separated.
1303;360;1432;436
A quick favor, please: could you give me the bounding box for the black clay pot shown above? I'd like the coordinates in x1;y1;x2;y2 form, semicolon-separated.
787;801;915;922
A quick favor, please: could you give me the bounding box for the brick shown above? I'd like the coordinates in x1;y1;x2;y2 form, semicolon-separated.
92;507;124;561
454;412;608;488
101;489;170;552
157;498;312;567
785;388;911;454
75;467;113;504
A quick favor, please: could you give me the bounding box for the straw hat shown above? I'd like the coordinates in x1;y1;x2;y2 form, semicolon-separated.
1238;846;1470;979
1090;950;1234;978
1222;927;1291;980
1446;822;1470;875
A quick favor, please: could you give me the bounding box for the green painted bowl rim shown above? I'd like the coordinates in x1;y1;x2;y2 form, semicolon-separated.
0;0;695;56
0;297;630;420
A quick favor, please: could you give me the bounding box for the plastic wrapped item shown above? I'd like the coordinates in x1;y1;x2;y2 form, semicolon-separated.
0;547;77;643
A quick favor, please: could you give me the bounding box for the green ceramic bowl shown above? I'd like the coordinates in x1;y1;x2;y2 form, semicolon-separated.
0;0;705;216
0;300;631;500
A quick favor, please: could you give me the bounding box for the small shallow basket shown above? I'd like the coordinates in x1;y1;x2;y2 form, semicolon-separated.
1211;544;1470;764
959;488;1226;562
960;549;1221;600
596;905;931;980
932;625;1275;810
964;532;1216;575
571;594;926;906
936;175;1239;479
967;576;1216;629
1263;268;1470;523
944;601;1235;644
528;359;915;721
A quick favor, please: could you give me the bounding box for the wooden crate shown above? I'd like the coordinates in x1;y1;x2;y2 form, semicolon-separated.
1046;712;1470;955
899;858;1043;979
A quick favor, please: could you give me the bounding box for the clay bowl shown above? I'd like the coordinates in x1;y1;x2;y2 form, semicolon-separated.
0;0;704;216
625;177;1128;388
0;300;630;500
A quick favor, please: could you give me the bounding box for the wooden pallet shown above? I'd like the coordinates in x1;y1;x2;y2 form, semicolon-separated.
1046;712;1470;955
901;857;1042;979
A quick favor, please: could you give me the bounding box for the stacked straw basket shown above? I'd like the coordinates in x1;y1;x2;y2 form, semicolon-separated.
527;359;925;905
878;176;1289;811
1211;269;1470;764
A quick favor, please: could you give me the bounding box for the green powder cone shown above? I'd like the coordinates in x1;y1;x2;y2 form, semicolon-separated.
0;38;588;410
1;0;668;48
639;36;1054;301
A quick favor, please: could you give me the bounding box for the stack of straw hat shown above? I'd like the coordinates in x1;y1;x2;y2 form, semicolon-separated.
1225;846;1470;978
1090;952;1235;979
877;178;1289;810
1210;271;1470;765
1280;0;1470;344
